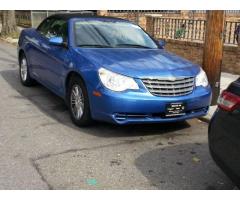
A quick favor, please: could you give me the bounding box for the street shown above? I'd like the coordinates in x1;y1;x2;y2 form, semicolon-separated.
0;40;236;189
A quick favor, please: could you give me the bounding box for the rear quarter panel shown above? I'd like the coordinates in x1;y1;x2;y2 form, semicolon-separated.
18;28;41;71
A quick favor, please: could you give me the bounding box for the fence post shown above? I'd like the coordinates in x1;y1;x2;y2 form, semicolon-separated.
202;10;225;105
146;16;155;38
30;11;33;27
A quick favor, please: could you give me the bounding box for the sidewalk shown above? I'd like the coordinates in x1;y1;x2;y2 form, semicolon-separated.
201;72;240;122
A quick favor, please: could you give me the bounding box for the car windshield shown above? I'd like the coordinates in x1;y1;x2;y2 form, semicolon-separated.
74;20;158;49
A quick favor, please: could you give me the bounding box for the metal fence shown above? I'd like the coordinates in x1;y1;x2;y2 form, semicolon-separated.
15;11;32;27
31;11;58;27
16;10;96;28
152;17;240;45
15;11;58;27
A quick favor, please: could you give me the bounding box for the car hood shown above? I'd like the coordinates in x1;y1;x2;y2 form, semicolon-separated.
75;48;200;78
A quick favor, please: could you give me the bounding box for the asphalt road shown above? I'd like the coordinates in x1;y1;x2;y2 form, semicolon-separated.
0;41;236;189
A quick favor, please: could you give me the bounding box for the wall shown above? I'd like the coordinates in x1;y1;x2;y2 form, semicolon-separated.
164;39;240;75
106;12;148;30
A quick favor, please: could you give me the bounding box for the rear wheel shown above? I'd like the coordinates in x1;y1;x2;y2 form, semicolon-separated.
68;76;92;127
19;54;35;86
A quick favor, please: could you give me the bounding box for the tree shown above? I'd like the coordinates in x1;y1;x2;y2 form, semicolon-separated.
0;10;18;37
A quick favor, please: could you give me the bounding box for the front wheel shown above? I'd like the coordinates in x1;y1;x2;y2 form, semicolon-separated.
19;54;35;86
68;76;92;127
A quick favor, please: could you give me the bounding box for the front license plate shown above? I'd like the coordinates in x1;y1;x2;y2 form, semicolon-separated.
165;102;186;117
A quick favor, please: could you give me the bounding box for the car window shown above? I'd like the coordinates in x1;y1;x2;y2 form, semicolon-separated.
37;18;54;36
46;19;68;42
74;20;158;49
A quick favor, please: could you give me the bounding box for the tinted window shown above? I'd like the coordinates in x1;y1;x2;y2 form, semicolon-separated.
37;18;54;36
37;18;68;42
47;19;68;41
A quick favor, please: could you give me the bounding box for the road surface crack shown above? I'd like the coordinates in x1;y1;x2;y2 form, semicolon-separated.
30;158;54;190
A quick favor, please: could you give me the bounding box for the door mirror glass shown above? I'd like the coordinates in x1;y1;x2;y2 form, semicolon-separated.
49;36;63;46
158;39;166;49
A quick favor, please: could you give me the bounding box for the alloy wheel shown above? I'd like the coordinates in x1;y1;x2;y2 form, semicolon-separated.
20;58;28;82
70;84;85;120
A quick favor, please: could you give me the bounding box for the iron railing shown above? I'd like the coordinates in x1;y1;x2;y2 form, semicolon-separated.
152;17;240;45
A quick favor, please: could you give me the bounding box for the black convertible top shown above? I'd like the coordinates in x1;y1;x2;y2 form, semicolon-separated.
37;12;129;30
47;12;125;21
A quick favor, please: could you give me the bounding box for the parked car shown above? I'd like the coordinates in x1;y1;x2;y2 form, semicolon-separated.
209;78;240;188
18;13;212;126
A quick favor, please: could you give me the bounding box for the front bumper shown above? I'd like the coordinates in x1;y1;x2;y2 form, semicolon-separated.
89;85;212;124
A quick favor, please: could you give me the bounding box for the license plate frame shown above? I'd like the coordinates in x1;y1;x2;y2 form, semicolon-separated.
165;102;186;117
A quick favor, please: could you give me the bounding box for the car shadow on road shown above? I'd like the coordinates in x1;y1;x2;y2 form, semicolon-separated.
135;143;235;189
1;69;191;138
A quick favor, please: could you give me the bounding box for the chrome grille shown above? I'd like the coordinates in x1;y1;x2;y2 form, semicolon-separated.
142;77;195;97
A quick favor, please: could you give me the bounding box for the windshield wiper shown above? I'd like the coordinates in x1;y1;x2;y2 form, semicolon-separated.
115;44;152;49
77;44;113;48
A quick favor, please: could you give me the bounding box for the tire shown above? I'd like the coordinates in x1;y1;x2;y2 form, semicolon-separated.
67;75;92;127
19;54;36;86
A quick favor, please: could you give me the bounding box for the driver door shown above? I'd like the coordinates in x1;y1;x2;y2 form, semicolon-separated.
40;19;70;96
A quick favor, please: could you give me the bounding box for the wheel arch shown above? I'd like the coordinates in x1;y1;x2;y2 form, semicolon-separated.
65;70;93;126
18;49;25;64
64;71;87;98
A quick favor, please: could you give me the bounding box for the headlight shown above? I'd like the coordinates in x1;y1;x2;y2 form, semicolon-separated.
98;68;139;92
196;68;209;87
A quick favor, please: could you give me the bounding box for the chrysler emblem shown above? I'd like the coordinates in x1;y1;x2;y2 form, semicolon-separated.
168;77;177;81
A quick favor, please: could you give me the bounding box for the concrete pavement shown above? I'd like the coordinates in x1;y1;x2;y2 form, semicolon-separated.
0;41;236;189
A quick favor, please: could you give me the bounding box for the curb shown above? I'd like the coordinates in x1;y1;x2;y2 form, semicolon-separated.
198;117;210;123
0;37;18;46
198;105;217;123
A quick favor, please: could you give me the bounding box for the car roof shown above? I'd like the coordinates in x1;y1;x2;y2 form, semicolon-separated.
48;12;128;22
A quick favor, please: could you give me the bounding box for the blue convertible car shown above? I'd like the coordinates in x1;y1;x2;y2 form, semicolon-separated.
18;13;212;126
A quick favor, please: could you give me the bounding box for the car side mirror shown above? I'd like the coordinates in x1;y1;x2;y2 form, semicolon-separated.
49;36;64;46
158;40;166;49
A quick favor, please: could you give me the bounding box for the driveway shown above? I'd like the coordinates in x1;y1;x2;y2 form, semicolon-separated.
0;41;235;189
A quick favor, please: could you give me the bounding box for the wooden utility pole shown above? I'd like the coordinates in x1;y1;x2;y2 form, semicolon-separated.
202;11;225;105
